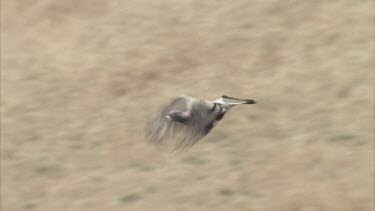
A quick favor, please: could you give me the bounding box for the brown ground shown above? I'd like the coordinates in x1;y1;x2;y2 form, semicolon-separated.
1;1;374;211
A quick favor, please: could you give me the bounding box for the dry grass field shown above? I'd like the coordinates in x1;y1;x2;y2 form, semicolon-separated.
1;0;374;210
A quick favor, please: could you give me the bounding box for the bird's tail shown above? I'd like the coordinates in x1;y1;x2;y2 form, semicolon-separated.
221;95;256;105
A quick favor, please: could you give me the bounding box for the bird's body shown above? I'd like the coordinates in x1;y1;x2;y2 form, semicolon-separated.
145;95;256;148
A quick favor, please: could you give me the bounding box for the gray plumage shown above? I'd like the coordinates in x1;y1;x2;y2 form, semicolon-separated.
145;95;256;149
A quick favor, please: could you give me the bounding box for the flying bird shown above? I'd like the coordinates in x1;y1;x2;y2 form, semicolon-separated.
145;95;256;149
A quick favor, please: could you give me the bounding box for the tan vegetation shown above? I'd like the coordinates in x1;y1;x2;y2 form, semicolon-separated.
1;0;374;210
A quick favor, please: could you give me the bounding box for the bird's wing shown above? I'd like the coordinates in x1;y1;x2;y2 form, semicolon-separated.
145;97;216;149
145;97;188;144
175;99;218;148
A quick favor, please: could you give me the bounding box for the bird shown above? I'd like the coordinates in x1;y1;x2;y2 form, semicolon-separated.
145;95;256;149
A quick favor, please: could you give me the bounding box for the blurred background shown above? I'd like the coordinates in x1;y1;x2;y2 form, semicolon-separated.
1;0;374;210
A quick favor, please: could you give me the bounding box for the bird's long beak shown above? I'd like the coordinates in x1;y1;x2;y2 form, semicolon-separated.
245;99;256;104
221;96;256;105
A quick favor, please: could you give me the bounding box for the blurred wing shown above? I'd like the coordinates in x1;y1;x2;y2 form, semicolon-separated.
174;100;217;149
145;97;188;144
145;97;216;149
